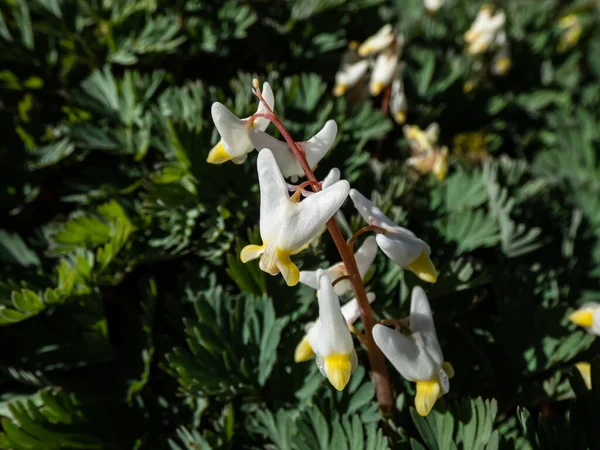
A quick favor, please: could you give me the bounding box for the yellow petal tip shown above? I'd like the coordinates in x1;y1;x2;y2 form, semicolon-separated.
294;335;315;362
575;362;592;389
333;83;347;97
394;111;407;125
207;141;232;164
407;251;438;283
569;309;594;328
240;244;265;263
415;379;441;416
324;354;352;391
370;82;384;96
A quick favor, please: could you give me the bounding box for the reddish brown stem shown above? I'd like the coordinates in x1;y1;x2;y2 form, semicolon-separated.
253;84;395;417
332;274;353;288
347;225;386;249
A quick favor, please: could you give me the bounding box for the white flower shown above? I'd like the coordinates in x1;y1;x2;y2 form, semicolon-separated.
334;60;370;96
207;82;274;164
403;123;439;154
569;303;600;335
373;286;452;416
424;0;444;12
406;146;449;181
240;149;350;286
299;236;378;296
295;292;376;362
305;270;358;390
248;120;338;181
349;189;437;283
390;78;407;124
358;24;396;56
464;6;506;55
370;50;398;96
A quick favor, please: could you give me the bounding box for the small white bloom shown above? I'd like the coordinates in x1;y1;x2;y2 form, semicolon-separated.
295;292;376;362
569;303;600;335
464;6;506;55
424;0;444;12
349;189;437;283
299;236;378;296
403;123;439;154
373;286;452;416
308;270;358;390
240;150;350;286
358;24;396;56
207;82;274;164
248;120;338;181
370;50;398;96
333;60;370;96
390;78;407;124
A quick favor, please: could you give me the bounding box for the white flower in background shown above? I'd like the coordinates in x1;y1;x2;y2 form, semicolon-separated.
295;292;376;362
557;14;583;53
491;49;512;76
349;189;437;283
370;48;399;96
300;236;378;296
373;286;453;416
403;123;439;154
390;78;408;125
407;147;449;181
240;150;349;286
302;270;358;390
569;303;600;335
424;0;444;12
333;60;370;96
248;120;338;181
207;82;274;164
464;6;506;55
358;24;395;57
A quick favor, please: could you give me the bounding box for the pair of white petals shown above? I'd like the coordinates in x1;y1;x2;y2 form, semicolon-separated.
240;150;350;286
465;6;507;55
373;286;451;416
349;190;437;283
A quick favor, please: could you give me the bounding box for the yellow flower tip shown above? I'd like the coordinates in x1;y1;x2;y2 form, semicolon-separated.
357;44;371;57
394;111;407;125
370;82;384;96
240;244;265;263
324;353;353;391
415;379;441;416
207;141;232;164
575;362;592;389
276;249;300;286
494;57;512;75
442;361;455;379
252;78;259;89
407;251;438;283
569;309;594;328
433;151;449;181
348;40;360;50
294;335;315;362
463;81;475;93
333;83;347;97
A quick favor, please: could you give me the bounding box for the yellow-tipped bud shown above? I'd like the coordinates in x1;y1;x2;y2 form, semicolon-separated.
333;83;347;97
294;335;315;362
407;251;438;283
252;78;259;89
324;353;352;391
393;111;407;125
569;309;594;328
415;379;441;416
207;141;232;164
370;81;384;96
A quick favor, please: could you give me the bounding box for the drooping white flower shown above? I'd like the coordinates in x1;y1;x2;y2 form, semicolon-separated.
369;49;399;96
569;303;600;335
424;0;444;12
207;82;274;164
248;120;338;181
373;286;453;416
390;78;407;124
299;236;378;296
349;189;437;283
464;6;506;55
295;292;376;362
333;60;370;96
358;24;396;57
304;270;358;390
240;149;350;286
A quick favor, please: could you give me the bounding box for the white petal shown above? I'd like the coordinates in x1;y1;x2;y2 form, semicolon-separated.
279;180;349;251
254;82;275;131
301;120;338;169
349;189;401;230
375;233;424;268
257;149;292;242
410;286;444;366
249;131;300;178
358;24;395;56
315;270;354;357
372;324;438;381
370;52;398;93
355;236;378;279
299;270;318;290
307;320;321;350
341;293;376;325
322;168;340;189
593;308;600;335
211;102;252;158
336;60;370;87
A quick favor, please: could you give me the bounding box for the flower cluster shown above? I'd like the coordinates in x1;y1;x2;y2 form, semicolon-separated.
333;24;408;125
403;123;449;181
208;80;449;415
